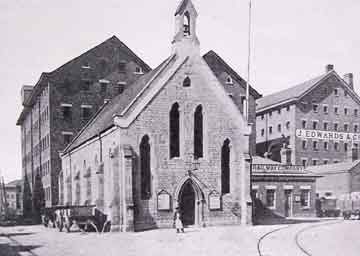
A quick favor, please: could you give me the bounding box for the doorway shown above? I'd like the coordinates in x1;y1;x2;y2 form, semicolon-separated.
179;181;196;226
284;190;292;217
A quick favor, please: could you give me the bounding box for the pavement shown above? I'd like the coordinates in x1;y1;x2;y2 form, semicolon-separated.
0;219;358;256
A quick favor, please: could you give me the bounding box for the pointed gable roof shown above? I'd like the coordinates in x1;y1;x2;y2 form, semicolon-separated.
306;160;360;175
203;50;262;99
175;0;197;16
16;36;151;126
257;72;328;111
256;70;360;112
63;57;172;153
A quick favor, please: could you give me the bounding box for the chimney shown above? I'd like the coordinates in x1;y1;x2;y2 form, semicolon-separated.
344;73;354;90
325;64;334;73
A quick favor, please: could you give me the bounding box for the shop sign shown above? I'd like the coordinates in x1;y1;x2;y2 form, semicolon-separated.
253;164;304;171
296;129;360;142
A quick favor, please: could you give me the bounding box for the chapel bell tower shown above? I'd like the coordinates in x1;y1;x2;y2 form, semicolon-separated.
172;0;200;56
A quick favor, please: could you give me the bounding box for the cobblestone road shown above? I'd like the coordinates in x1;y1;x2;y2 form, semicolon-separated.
1;219;358;256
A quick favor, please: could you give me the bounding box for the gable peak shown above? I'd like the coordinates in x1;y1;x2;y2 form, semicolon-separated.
172;0;200;56
175;0;198;16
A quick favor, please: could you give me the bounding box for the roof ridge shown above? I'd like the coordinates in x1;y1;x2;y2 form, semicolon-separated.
259;72;329;101
203;50;262;98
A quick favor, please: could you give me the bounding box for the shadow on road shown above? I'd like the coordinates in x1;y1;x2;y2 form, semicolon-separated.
0;232;35;237
0;239;41;256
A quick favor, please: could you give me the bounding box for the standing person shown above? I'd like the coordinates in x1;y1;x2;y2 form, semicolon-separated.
173;207;184;233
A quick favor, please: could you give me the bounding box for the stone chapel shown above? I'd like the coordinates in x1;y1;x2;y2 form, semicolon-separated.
59;0;254;231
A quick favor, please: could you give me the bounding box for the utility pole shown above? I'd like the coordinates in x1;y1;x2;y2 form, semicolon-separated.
245;0;252;121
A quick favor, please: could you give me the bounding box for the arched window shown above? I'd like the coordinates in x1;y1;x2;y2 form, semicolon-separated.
194;105;203;159
221;139;230;194
184;11;191;36
140;135;151;199
170;103;180;158
183;77;191;87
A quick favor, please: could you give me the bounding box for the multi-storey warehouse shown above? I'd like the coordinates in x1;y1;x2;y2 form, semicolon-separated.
16;37;151;207
256;65;360;166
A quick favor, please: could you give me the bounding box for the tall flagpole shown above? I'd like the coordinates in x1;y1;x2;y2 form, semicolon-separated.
245;0;252;122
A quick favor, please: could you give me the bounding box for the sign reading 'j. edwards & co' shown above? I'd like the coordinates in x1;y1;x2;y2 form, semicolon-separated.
296;129;360;142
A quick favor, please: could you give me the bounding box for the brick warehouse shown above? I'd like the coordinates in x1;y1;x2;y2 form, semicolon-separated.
59;0;261;231
251;157;320;219
16;36;151;207
256;65;360;166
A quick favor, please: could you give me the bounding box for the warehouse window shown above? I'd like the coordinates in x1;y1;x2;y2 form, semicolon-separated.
261;129;265;137
302;159;307;167
323;122;328;131
63;134;72;145
140;135;151;199
334;88;339;96
334;106;339;115
302;120;306;129
221;139;230;195
286;121;290;130
134;66;143;74
269;126;273;134
302;140;307;150
344;108;349;115
312;104;318;113
313;141;318;151
169;103;180;158
344;123;349;132
355;124;359;133
194;105;203;159
312;121;318;130
334;123;339;131
334;142;339;151
81;79;91;91
300;189;310;208
323;105;328;114
277;124;281;132
118;62;126;73
61;105;72;120
266;189;276;209
344;143;349;152
81;106;92;120
355;109;358;117
324;142;329;151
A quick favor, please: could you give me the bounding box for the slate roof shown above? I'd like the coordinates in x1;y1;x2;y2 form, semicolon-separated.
306;160;360;175
256;72;330;111
6;179;22;187
203;50;262;99
252;156;282;165
64;57;171;153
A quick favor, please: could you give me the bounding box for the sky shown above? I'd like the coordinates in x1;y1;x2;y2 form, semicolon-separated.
0;0;359;183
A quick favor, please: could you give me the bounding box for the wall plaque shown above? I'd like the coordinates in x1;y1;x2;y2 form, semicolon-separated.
209;191;221;210
157;190;171;211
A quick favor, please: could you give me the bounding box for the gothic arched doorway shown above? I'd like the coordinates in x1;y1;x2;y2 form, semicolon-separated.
179;181;196;226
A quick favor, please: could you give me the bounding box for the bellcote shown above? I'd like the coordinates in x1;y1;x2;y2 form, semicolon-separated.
172;0;200;56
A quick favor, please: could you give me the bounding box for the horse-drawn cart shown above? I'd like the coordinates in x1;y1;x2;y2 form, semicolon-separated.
42;205;109;233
